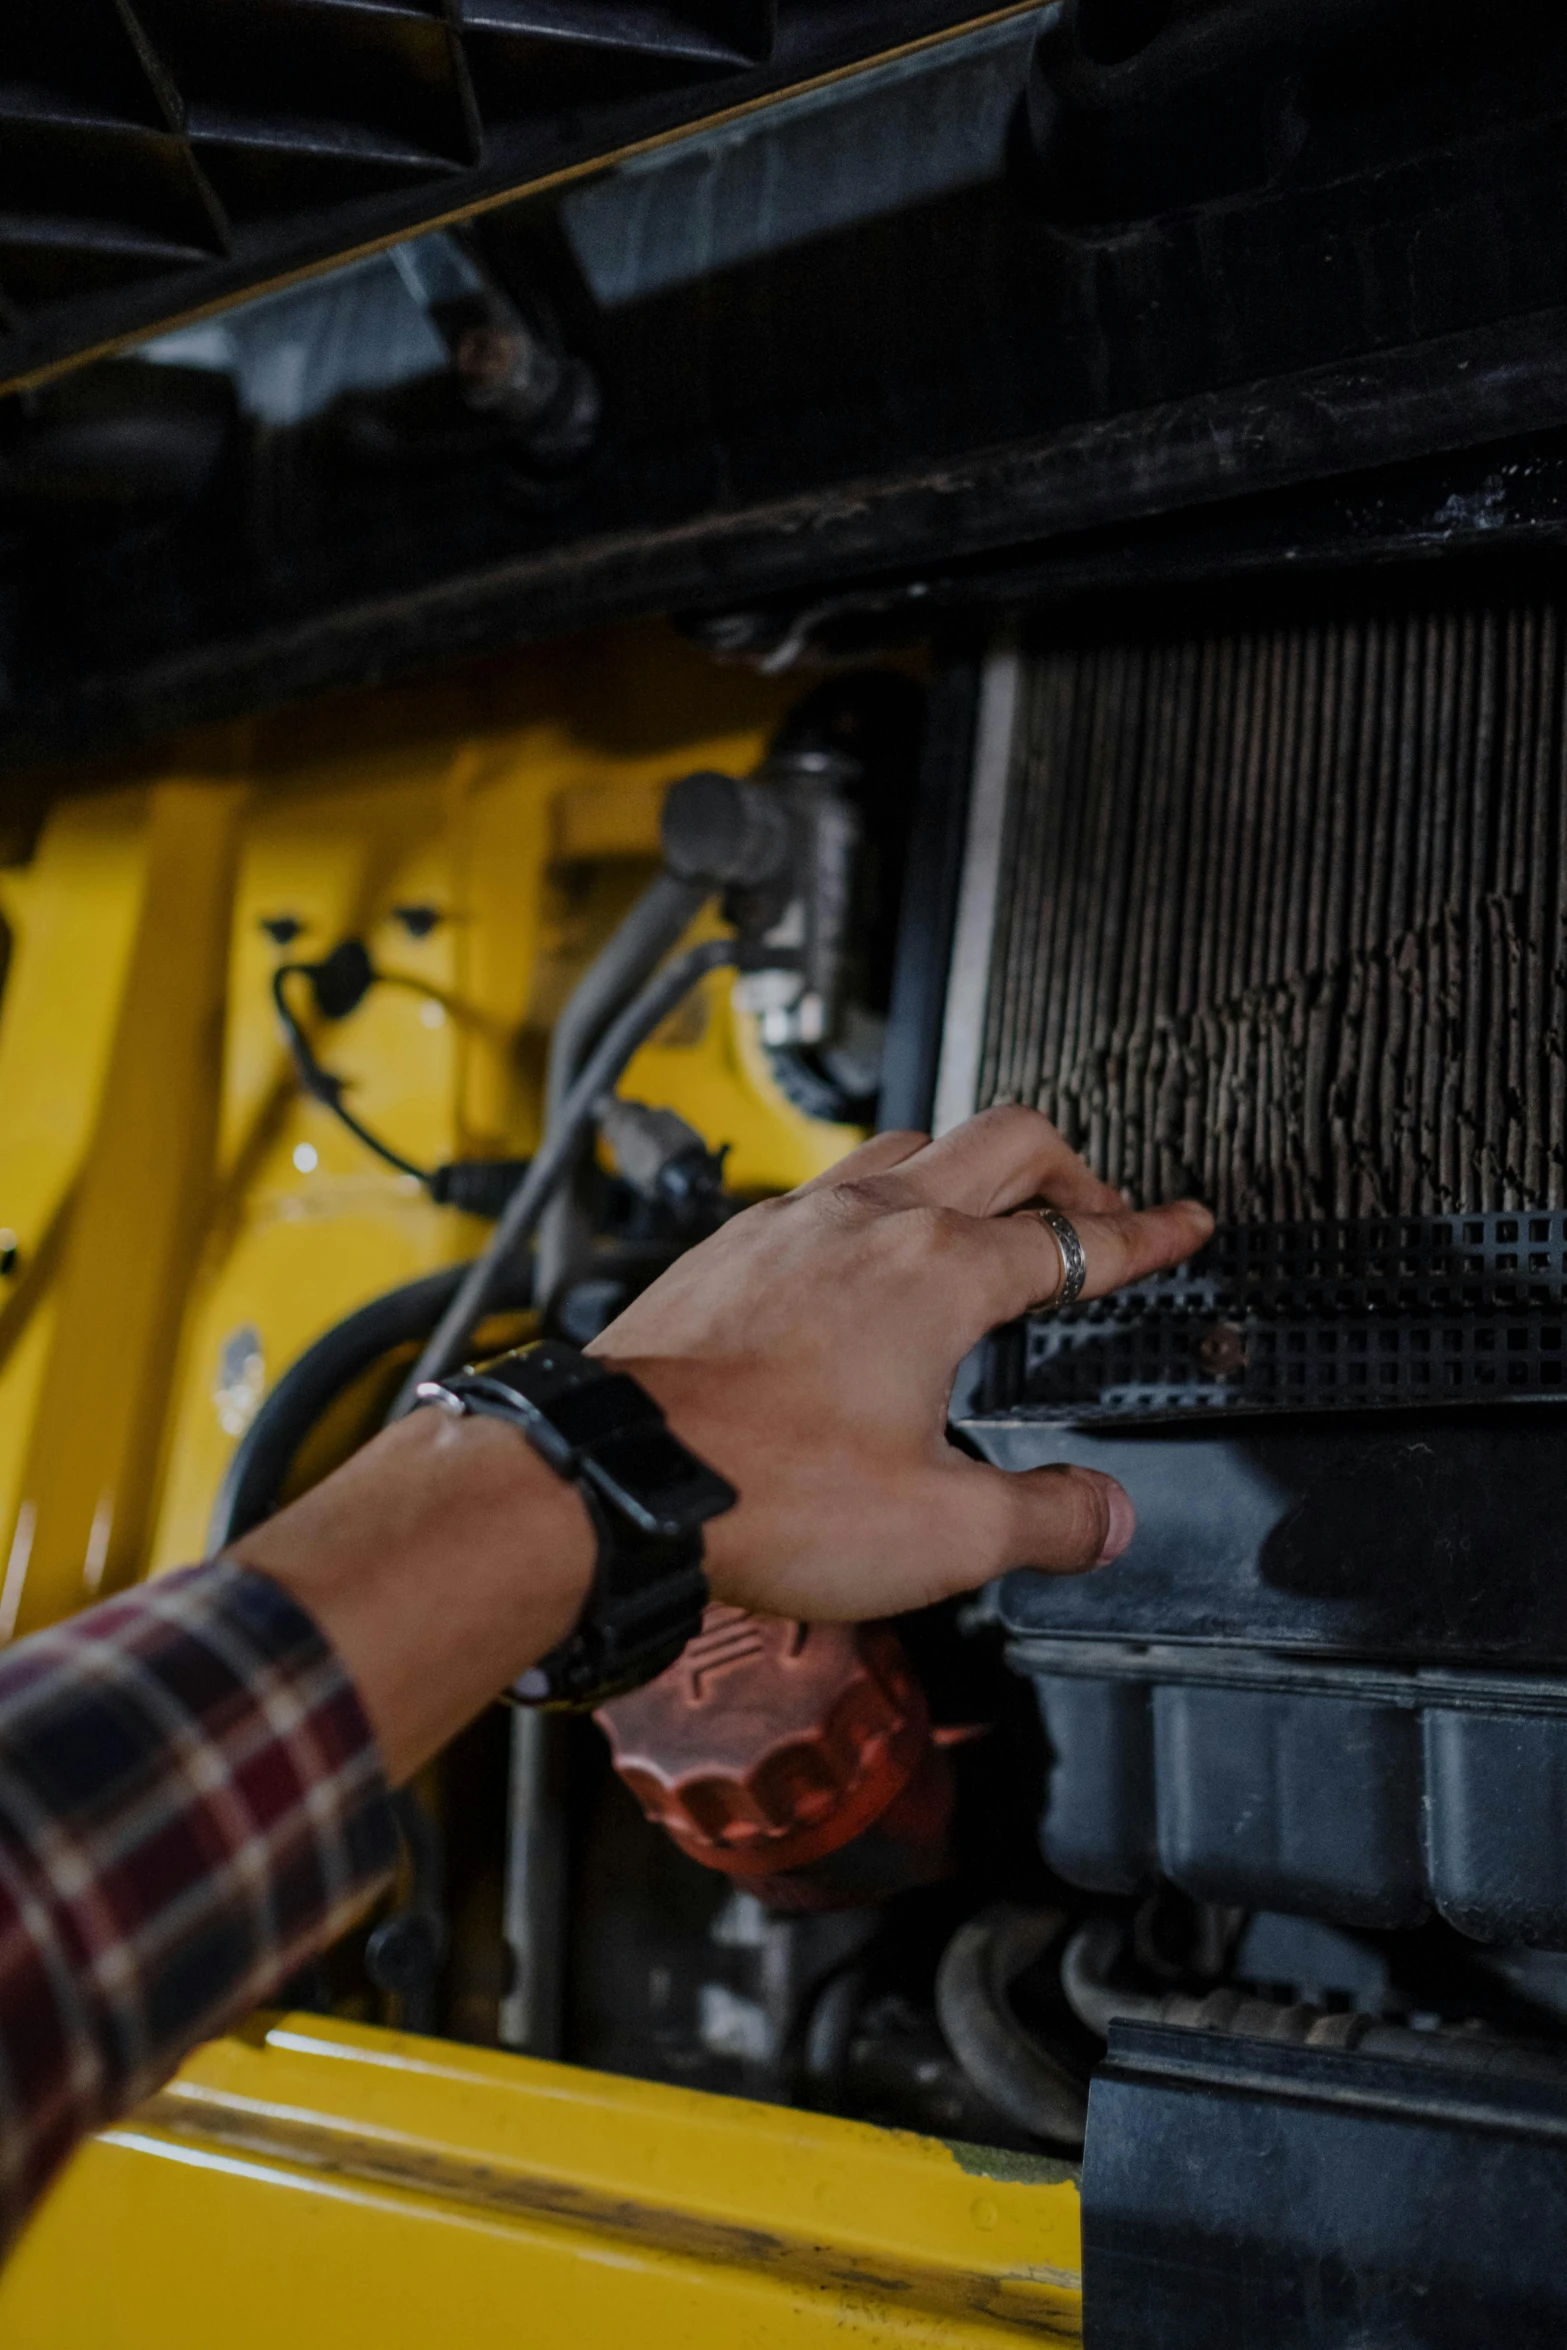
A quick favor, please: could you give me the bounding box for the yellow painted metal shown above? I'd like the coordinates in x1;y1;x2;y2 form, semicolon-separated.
3;782;247;1636
0;620;861;1588
0;787;153;1610
0;617;1065;2346
0;2018;1082;2344
143;623;861;1570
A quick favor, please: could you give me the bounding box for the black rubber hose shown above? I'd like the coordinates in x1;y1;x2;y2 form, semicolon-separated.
206;1261;533;1551
544;873;710;1135
217;935;740;1538
935;1905;1089;2148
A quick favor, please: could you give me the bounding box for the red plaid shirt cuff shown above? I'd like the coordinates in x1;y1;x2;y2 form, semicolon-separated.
0;1558;396;2250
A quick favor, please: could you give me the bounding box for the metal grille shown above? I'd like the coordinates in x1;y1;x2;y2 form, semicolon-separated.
991;1210;1567;1419
979;596;1567;1222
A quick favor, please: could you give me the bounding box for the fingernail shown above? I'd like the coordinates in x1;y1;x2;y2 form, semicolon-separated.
1094;1480;1136;1565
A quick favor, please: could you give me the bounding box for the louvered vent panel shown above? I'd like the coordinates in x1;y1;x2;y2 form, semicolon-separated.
0;0;781;367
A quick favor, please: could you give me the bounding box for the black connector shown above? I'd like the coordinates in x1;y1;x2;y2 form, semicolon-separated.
428;1159;530;1218
660;768;793;890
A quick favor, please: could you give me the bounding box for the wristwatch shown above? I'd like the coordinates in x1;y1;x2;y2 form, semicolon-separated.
414;1341;736;1708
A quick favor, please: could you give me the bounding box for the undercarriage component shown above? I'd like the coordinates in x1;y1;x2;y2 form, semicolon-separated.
1016;1637;1567;1944
1059;1913;1558;2074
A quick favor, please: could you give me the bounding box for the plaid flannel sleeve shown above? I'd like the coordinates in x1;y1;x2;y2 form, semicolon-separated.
0;1557;397;2252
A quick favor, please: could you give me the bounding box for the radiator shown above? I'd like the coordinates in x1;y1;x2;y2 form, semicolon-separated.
981;595;1567;1221
953;590;1567;1944
953;595;1567;1422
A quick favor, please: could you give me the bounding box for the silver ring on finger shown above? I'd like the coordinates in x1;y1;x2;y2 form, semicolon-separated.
1032;1207;1086;1312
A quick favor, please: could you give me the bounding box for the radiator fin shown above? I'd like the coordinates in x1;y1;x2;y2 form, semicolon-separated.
979;601;1567;1217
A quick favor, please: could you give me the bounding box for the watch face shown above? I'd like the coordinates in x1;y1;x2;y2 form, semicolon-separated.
582;1427;736;1538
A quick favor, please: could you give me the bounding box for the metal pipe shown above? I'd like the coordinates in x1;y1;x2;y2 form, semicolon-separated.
1062;1916;1366;2047
498;1709;569;2056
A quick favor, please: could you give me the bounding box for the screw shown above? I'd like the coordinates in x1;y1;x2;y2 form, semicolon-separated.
1198;1321;1248;1377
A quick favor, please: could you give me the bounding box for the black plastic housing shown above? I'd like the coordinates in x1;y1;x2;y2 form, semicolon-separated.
1083;2021;1567;2348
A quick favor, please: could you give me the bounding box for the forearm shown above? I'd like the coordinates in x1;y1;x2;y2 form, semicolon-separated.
228;1404;596;1785
0;1423;593;2250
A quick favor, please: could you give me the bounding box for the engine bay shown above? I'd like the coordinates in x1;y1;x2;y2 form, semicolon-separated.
5;594;1556;2188
16;12;1567;2331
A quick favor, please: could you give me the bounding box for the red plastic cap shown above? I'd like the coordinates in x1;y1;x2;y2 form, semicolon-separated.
596;1605;936;1879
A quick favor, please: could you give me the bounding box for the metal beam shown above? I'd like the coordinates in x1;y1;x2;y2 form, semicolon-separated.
2;781;246;1639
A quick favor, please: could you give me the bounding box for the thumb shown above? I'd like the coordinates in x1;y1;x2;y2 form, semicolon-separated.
1000;1461;1135;1574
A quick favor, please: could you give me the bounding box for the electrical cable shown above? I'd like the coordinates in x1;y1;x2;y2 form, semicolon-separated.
545;873;710;1135
533;872;709;1314
206;1262;526;1549
272;959;530;1212
272;961;438;1183
390;935;738;1417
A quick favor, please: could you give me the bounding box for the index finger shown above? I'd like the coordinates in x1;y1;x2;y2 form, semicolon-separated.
880;1104;1124;1218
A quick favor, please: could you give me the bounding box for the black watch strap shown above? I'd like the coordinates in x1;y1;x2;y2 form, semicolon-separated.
414;1341;735;1709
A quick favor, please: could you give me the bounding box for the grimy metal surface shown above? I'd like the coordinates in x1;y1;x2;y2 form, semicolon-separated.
979;593;1567;1222
18;4;1567;777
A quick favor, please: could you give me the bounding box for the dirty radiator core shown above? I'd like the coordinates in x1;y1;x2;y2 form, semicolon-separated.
982;595;1567;1218
974;592;1567;1420
964;589;1567;1941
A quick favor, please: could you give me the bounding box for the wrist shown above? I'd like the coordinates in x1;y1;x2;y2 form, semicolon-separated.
580;1348;751;1600
230;1406;595;1782
421;1340;732;1707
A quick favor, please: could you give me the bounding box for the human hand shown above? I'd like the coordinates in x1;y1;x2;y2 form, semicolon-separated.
590;1104;1212;1621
